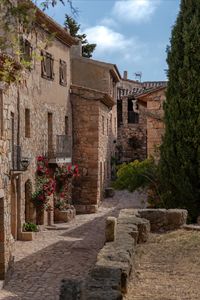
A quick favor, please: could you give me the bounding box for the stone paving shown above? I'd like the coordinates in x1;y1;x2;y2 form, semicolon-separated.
0;190;146;300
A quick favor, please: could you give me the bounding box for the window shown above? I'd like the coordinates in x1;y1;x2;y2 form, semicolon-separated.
65;116;69;136
20;38;32;62
48;113;53;154
0;91;3;138
102;116;104;135
60;60;67;86
25;108;30;138
117;99;123;126
114;117;117;134
128;98;139;124
41;51;54;80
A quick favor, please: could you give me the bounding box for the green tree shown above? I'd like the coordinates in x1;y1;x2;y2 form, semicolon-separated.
159;0;200;221
64;15;96;58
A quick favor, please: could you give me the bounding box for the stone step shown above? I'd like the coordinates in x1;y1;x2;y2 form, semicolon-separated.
45;224;69;231
183;224;200;231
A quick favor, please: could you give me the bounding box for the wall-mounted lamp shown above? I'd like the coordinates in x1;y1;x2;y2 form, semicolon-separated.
20;157;31;171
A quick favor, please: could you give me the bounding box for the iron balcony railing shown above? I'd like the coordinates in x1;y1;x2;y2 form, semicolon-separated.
48;135;72;159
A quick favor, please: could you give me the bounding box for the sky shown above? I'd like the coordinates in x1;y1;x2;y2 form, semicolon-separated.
41;0;181;82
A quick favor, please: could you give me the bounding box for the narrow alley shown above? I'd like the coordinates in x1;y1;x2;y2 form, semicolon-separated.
0;191;146;300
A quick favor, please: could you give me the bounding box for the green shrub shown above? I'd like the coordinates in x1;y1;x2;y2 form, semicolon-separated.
23;222;38;232
113;159;156;191
113;158;161;207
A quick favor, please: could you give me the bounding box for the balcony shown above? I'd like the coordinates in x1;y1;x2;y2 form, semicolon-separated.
11;145;30;174
48;135;72;164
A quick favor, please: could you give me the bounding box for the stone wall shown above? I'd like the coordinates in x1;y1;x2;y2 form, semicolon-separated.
71;57;120;98
117;98;147;163
71;85;115;213
0;85;18;280
146;89;165;161
0;23;74;279
71;55;119;213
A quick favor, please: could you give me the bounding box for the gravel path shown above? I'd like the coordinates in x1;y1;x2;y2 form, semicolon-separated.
0;190;146;300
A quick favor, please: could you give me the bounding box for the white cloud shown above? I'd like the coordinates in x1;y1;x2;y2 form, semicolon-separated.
85;25;146;62
99;17;118;29
113;0;160;23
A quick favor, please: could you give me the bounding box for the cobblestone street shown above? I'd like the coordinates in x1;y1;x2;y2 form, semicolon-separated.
0;190;146;300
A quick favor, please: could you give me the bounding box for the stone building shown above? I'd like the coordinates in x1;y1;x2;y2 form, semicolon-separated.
0;5;76;279
136;85;166;161
117;80;166;163
71;48;121;213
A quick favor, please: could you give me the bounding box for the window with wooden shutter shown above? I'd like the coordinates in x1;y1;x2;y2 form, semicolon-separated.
60;59;67;86
41;51;54;80
65;116;69;135
20;37;32;65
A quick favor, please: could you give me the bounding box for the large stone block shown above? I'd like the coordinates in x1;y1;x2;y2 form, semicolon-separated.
138;209;167;231
105;217;116;242
60;279;83;300
138;209;188;231
166;209;188;229
131;216;150;243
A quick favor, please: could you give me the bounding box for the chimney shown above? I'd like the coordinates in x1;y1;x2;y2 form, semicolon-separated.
123;70;128;80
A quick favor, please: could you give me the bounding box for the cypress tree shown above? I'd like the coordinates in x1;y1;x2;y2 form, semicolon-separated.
159;0;200;221
64;15;96;58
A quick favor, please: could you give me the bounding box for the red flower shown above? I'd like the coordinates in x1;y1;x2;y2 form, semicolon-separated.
37;156;44;162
